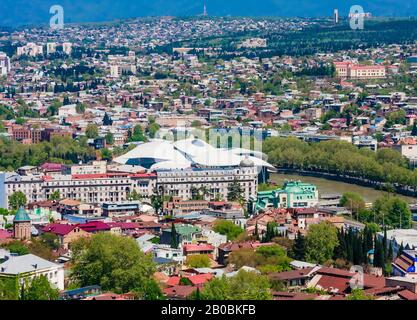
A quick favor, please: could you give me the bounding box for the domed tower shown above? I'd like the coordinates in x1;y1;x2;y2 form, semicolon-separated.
240;156;255;168
13;206;31;240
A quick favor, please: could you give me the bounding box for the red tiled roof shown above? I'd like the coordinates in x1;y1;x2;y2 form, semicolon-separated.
106;222;140;230
166;276;181;287
183;244;214;253
273;291;318;300
40;163;63;171
187;273;213;286
316;275;349;293
163;286;197;299
398;289;417;300
269;268;315;281
0;229;13;239
42;223;77;236
78;221;111;232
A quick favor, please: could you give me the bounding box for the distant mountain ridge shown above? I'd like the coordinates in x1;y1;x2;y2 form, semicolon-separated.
0;0;416;27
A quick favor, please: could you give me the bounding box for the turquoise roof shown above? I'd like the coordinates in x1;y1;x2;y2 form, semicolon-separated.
13;206;31;222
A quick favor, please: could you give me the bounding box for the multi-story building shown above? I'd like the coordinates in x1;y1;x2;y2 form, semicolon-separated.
0;251;65;290
0;172;157;209
0;52;10;76
62;42;72;55
46;42;57;55
251;181;319;212
155;166;258;201
334;61;386;79
17;43;43;57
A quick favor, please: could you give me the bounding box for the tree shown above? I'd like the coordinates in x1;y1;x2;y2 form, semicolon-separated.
63;95;71;106
213;220;244;241
372;196;411;229
291;231;306;261
75;102;86;114
85;124;99;139
39;233;60;251
340;192;366;215
4;241;29;255
100;148;112;161
151;193;163;215
105;132;114;145
147;122;160;139
0;277;19;300
22;275;59;300
263;222;279;242
373;237;385;268
9;191;27;210
228;245;291;274
170;223;179;249
127;190;142;201
227;179;244;202
49;190;60;201
347;288;374;300
198;270;272;300
103;113;113;126
412;122;417;136
136;278;165;300
305;222;339;264
186;254;211;268
129;124;146;142
70;233;157;295
397;242;405;258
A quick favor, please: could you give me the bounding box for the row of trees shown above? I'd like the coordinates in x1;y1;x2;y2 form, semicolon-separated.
0;275;59;300
340;192;412;229
291;221;397;276
264;137;417;189
0;136;96;171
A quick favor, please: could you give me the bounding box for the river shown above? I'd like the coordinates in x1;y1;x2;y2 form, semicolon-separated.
270;173;417;204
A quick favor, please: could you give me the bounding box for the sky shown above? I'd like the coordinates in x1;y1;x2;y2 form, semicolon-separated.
0;0;416;27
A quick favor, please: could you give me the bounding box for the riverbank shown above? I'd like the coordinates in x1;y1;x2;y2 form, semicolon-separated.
270;171;417;204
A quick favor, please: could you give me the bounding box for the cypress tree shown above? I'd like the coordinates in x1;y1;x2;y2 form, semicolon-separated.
292;231;306;261
397;242;405;258
387;241;394;262
334;228;347;260
382;228;387;261
170;223;179;249
254;222;259;241
412;122;417;136
374;238;385;268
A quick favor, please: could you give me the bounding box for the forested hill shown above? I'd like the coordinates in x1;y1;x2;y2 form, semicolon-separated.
1;0;417;27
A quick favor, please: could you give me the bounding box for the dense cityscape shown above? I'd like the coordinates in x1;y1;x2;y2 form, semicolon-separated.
3;5;417;303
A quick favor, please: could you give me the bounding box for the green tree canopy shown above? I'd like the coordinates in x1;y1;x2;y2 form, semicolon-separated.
305;222;339;264
198;270;272;300
185;254;211;268
85;124;99;139
9;191;27;210
70;233;158;297
213;220;244;241
22;275;59;300
340;192;366;214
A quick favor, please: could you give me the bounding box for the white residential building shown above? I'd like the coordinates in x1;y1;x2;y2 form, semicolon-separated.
0;52;10;76
47;42;57;55
17;43;43;57
62;42;72;55
0;252;65;290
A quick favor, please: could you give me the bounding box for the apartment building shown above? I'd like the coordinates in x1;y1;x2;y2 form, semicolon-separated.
334;61;386;79
17;43;43;56
155;167;258;201
0;52;10;76
0;172;157;209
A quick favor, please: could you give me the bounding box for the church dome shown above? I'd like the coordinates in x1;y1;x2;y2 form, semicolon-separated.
13;206;31;222
240;156;255;167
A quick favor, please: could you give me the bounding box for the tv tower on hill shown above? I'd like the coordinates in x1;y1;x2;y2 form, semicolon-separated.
203;3;207;16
